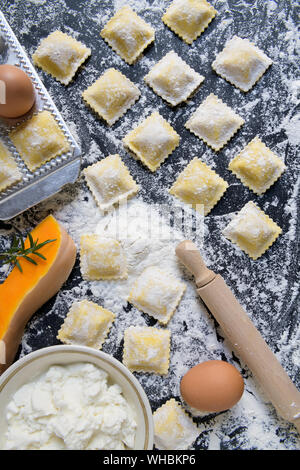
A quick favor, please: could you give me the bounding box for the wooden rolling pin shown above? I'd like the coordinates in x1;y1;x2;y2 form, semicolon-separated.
176;240;300;433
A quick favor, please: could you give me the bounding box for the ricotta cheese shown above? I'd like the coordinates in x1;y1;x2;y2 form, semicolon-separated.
4;362;137;450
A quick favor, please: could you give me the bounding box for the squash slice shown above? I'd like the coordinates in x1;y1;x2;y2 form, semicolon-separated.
0;215;76;374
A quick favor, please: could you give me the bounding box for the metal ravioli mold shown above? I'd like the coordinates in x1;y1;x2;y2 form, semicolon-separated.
0;11;81;221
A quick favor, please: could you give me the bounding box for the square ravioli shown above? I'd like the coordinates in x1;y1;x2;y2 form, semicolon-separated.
222;201;282;260
100;5;155;64
162;0;217;44
33;31;91;85
212;36;272;92
0;141;22;192
9;110;70;172
80;234;127;280
229;137;286;195
169;157;228;215
153;399;199;450
144;50;205;106
57;299;115;349
83;154;139;210
123;326;171;375
185;94;244;151
82;68;140;126
128;266;186;325
123;112;180;171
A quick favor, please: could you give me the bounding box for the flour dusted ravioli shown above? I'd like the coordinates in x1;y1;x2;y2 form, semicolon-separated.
128;266;186;324
83;154;139;210
9;110;70;172
33;31;91;85
100;5;155;64
144;50;205;106
82;68;140;126
162;0;217;44
153;399;199;450
123;112;180;171
222;201;282;260
229;137;285;195
123;326;170;375
123;326;171;375
80;234;127;280
169;157;228;215
185;94;244;151
212;36;272;92
57;299;115;349
0;141;22;192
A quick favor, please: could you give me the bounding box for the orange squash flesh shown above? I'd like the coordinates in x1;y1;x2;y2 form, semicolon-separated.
0;215;76;373
0;216;61;338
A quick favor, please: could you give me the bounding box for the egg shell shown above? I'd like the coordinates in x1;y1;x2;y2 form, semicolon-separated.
180;360;244;413
0;65;35;118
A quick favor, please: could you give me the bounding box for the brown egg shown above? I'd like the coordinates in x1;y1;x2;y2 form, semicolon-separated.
180;360;244;413
0;64;35;118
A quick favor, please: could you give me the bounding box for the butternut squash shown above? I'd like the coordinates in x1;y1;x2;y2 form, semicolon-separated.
0;215;76;374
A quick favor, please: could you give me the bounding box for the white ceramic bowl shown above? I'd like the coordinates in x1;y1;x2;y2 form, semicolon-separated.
0;345;154;450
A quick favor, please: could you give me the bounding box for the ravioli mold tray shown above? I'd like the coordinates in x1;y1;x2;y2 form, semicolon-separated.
0;10;81;221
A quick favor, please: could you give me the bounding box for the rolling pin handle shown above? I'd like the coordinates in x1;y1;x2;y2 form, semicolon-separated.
175;240;216;287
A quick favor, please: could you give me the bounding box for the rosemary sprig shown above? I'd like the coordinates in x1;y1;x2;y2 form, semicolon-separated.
0;228;56;273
